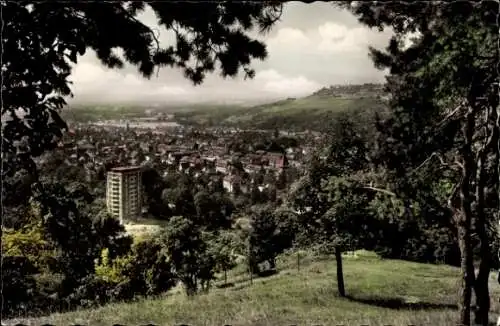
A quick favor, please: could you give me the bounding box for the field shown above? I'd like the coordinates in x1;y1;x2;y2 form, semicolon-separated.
61;105;152;122
7;250;500;326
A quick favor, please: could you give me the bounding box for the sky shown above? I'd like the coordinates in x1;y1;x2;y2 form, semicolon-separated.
69;2;393;106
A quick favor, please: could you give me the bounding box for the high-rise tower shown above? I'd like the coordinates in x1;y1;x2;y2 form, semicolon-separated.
106;166;142;224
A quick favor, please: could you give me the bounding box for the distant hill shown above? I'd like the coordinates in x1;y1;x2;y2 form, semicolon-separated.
63;83;388;131
308;83;385;99
174;83;388;131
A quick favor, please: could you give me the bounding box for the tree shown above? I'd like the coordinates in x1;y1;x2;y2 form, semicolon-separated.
322;176;377;297
193;190;234;230
160;216;217;296
30;182;132;297
90;237;176;305
290;106;391;297
291;165;375;298
343;1;498;324
142;167;170;218
206;231;240;286
244;205;293;273
119;238;176;297
276;170;287;190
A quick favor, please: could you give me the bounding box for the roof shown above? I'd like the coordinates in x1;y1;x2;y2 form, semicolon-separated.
110;166;142;173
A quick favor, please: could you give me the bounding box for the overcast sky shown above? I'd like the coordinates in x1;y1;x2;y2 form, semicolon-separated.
69;2;393;106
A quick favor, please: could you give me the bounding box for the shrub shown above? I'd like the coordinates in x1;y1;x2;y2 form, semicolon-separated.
94;248;131;284
80;238;177;305
2;222;57;273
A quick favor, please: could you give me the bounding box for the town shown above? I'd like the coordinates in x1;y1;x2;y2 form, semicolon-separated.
36;119;321;224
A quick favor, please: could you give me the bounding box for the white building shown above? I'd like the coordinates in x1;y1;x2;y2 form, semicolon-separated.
106;166;142;224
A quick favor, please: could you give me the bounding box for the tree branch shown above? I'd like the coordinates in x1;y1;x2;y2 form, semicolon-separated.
360;186;397;197
114;3;161;52
436;101;465;129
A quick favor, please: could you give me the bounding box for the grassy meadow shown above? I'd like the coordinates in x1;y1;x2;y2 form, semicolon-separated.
7;250;500;326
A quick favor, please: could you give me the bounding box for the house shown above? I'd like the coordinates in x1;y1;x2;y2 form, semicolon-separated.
223;175;242;193
244;164;261;174
267;153;288;170
216;160;228;174
201;156;217;173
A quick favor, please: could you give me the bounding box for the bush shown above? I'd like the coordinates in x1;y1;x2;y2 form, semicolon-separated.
76;238;177;305
2;222;57;273
95;248;132;284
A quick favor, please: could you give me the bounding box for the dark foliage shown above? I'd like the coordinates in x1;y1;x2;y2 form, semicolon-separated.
1;256;38;317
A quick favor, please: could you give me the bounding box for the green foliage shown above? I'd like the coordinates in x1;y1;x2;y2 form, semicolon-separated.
24;182;133;302
125;238;176;296
160;216;217;295
206;232;239;283
289;103;460;266
241;205;297;273
74;237;176;307
193;190;234;230
94;248;131;284
93;214;134;261
2;222;56;273
142;167;171;219
1;195;133;316
321;176;377;252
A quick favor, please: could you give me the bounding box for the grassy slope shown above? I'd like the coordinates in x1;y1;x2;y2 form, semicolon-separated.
174;96;386;131
9;251;500;326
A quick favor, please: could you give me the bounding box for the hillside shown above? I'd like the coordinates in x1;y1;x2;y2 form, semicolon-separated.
8;251;500;326
174;84;388;131
61;84;388;130
308;83;385;99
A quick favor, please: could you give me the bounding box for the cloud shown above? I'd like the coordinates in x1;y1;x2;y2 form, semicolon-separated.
317;23;367;53
254;69;321;96
266;20;391;57
70;58;189;103
267;27;312;48
316;22;394;54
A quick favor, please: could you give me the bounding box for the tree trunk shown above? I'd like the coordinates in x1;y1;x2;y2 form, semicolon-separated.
270;257;276;269
474;243;490;326
297;251;300;272
473;157;490;326
474;106;498;326
456;195;475;326
335;247;346;297
224;268;227;286
456;108;477;326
